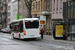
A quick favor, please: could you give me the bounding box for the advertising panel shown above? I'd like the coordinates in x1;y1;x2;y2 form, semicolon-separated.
55;25;63;37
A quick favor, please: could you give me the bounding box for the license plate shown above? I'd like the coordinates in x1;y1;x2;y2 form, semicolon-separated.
31;35;34;36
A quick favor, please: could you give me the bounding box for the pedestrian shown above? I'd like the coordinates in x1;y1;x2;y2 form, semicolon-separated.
41;27;44;39
53;27;55;40
63;29;67;40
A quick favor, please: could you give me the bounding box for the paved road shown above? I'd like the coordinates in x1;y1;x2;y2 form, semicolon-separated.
0;32;75;50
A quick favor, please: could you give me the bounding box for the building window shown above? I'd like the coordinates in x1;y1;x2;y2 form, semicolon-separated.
67;2;70;18
59;0;62;13
44;0;46;10
8;18;10;22
47;0;49;10
71;2;73;18
60;0;62;9
36;2;37;10
8;6;11;10
33;3;35;11
53;0;55;10
34;2;36;11
44;0;50;11
8;0;11;3
57;0;58;10
23;1;26;12
8;12;10;16
38;1;40;11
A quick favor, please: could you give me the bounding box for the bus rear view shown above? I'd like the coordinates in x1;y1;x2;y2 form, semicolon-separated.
23;18;41;39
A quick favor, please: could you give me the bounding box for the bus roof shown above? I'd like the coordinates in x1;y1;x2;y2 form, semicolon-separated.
11;18;39;24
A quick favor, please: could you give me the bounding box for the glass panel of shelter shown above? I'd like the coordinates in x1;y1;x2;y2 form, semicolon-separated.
74;2;75;17
67;2;70;18
71;2;73;18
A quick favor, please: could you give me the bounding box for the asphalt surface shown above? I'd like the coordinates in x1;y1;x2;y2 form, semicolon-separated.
0;32;75;50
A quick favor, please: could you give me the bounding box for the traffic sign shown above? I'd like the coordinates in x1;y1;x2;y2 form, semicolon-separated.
39;16;46;25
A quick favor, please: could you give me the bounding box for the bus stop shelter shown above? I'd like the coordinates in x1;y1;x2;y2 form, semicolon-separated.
53;21;75;41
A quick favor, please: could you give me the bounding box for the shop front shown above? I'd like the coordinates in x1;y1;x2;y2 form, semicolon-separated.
63;0;75;40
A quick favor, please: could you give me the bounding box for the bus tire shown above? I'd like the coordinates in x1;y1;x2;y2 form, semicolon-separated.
33;38;36;40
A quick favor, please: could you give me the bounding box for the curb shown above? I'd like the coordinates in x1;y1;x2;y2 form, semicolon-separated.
43;38;75;45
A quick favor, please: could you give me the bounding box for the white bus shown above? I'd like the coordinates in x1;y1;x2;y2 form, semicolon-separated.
11;18;41;39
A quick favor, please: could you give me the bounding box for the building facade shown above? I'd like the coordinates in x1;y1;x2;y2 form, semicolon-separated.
12;0;18;21
7;0;13;26
19;0;27;18
52;0;68;26
12;0;27;21
0;0;7;29
52;0;64;23
0;1;3;29
52;0;75;40
66;0;75;40
67;0;75;20
32;0;52;35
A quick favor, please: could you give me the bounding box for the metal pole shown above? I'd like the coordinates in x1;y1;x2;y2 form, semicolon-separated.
22;0;24;18
67;23;68;39
66;1;68;39
18;0;19;19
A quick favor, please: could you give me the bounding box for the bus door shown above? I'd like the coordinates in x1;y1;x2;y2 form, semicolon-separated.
19;22;24;38
25;20;39;35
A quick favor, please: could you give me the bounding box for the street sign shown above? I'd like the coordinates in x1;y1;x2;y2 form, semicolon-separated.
40;16;46;21
40;16;46;25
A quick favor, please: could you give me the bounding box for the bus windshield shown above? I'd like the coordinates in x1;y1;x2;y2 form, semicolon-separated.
25;20;39;29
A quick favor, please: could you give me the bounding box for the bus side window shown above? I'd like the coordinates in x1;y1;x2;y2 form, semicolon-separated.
13;26;16;32
21;24;23;32
16;26;20;32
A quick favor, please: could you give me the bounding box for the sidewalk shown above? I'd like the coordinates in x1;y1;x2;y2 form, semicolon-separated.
43;35;75;45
